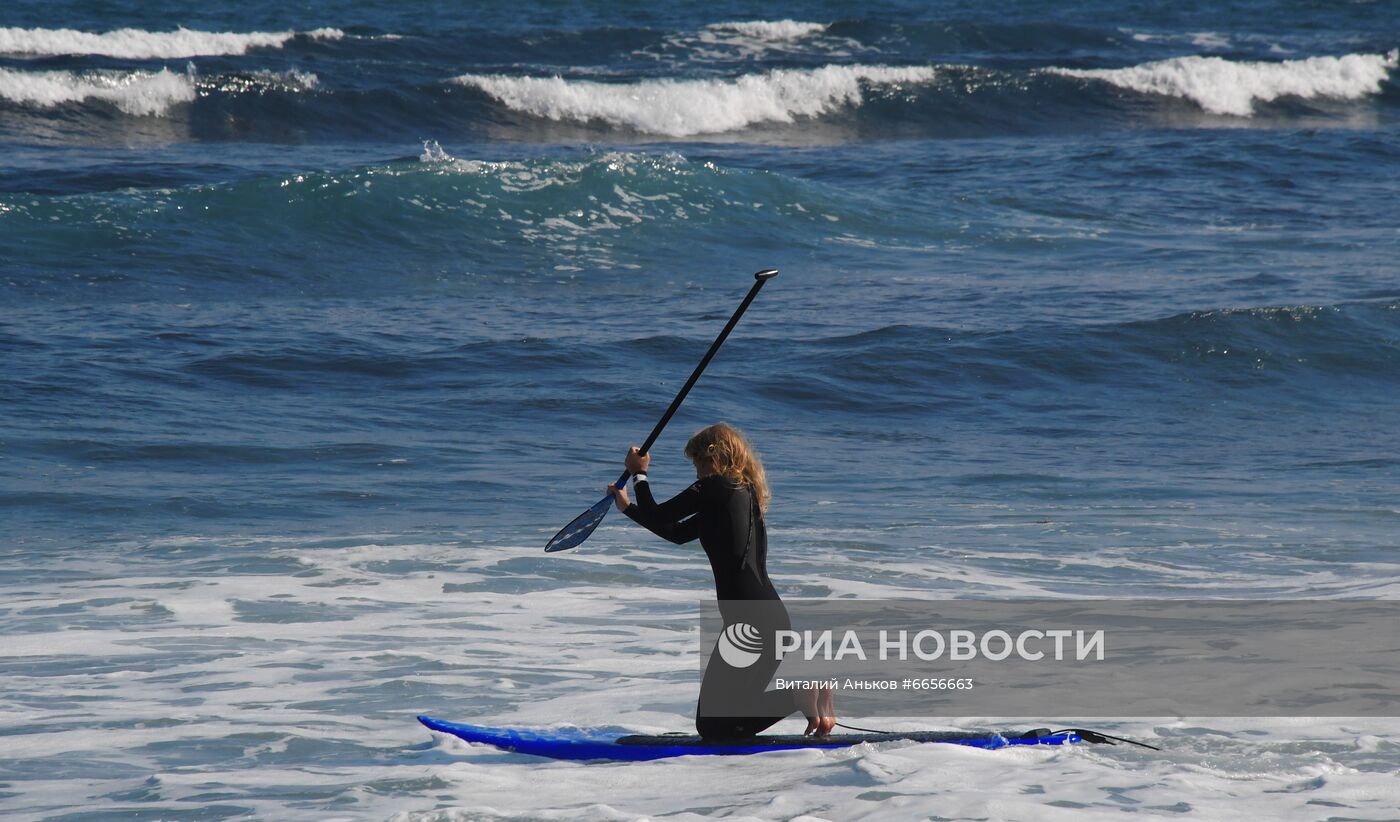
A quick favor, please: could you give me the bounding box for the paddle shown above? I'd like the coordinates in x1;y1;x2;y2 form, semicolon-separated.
544;268;779;553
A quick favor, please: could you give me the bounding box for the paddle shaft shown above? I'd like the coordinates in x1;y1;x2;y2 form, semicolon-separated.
611;268;778;490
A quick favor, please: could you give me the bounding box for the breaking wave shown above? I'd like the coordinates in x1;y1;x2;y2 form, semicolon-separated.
701;20;827;41
1050;50;1398;116
0;67;195;116
453;64;937;136
0;66;320;116
0;25;344;59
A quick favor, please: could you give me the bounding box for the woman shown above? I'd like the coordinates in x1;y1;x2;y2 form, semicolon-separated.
609;422;836;738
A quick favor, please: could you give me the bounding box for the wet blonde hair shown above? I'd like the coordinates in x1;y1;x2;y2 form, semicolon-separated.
684;423;770;512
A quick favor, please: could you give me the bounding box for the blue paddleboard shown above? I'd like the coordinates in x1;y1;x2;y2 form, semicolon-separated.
418;715;1081;761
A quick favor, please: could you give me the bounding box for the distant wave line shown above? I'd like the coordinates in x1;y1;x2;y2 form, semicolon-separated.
0;67;318;116
452;64;937;137
0;25;345;59
1048;49;1398;116
700;20;828;40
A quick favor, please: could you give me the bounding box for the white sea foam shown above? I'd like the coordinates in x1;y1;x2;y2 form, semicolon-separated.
0;25;343;58
1188;31;1231;50
453;64;936;136
1126;30;1231;50
702;20;828;41
1051;50;1398;116
648;19;850;65
0;67;195;115
420;138;454;162
4;534;1399;820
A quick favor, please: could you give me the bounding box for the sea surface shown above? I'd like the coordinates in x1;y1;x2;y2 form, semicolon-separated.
4;1;1400;819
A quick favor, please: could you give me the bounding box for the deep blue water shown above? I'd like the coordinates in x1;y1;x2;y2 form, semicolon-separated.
3;1;1400;819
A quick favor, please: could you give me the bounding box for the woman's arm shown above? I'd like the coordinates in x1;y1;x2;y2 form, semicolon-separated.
625;477;702;545
610;447;703;545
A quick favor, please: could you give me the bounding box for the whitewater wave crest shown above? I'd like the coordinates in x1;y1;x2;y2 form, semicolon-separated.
0;67;320;115
0;67;195;116
0;26;344;59
1050;50;1398;116
453;64;936;136
702;20;828;41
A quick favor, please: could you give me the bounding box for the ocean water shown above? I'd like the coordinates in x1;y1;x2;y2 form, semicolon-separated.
4;0;1400;819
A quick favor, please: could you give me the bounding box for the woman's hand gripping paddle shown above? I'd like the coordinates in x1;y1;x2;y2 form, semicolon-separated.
544;269;778;553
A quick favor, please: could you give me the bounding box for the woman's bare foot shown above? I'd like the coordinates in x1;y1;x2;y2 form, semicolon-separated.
818;685;837;735
799;686;837;737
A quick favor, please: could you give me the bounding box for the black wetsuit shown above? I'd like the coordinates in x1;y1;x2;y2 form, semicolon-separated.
625;473;797;738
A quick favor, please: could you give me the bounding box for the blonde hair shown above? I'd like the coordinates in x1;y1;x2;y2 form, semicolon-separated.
684;423;770;512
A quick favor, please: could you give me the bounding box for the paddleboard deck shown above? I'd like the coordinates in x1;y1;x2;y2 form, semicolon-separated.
418;715;1082;761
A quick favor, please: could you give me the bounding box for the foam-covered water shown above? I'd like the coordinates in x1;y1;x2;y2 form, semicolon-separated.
4;0;1400;819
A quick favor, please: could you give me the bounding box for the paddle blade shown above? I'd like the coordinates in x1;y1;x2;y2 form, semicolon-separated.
544;495;612;552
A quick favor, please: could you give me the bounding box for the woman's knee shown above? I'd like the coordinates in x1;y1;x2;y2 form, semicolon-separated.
695;715;741;739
